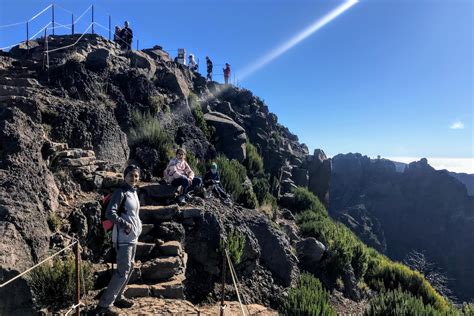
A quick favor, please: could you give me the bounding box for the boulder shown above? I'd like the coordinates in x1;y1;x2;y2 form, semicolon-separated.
129;50;157;79
154;65;190;99
204;111;247;162
85;48;112;71
296;237;326;268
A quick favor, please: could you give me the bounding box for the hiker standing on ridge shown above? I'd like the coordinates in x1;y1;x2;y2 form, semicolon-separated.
94;165;142;315
188;54;198;72
206;56;213;81
113;25;121;45
164;148;202;205
119;21;133;50
223;63;231;85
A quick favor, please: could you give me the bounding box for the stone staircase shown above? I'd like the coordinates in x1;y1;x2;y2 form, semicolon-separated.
123;192;204;300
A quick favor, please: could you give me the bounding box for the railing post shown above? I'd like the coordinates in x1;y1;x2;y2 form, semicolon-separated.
72;14;74;35
75;242;80;316
26;21;29;52
136;39;139;51
52;3;55;35
91;5;95;34
220;245;226;316
108;15;111;40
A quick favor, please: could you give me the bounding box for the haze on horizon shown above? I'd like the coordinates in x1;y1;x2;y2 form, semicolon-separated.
0;0;472;173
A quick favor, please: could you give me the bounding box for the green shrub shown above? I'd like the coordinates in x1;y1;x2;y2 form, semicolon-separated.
215;155;258;208
189;93;212;139
365;257;451;312
128;111;175;172
244;141;264;176
129;111;174;150
227;229;245;265
238;184;258;209
47;212;61;232
148;94;169;114
280;273;336;316
365;289;457;316
461;303;474;315
252;177;270;205
28;255;93;310
186;152;206;177
215;155;247;200
292;187;327;215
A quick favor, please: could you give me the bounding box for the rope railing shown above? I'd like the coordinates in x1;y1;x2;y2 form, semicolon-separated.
28;4;53;22
0;239;78;289
225;249;247;316
45;22;93;53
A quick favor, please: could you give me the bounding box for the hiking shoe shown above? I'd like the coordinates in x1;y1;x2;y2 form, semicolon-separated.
177;195;187;205
184;193;193;199
114;297;134;308
91;306;119;316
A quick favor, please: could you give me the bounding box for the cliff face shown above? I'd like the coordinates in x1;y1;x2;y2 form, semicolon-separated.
330;154;474;301
0;34;331;313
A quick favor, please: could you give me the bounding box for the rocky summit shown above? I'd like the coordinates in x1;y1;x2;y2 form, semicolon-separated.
0;34;331;315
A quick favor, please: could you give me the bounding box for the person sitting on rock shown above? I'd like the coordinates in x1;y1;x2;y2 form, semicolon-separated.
188;54;198;72
204;162;231;204
119;21;133;50
164;148;202;205
94;164;142;315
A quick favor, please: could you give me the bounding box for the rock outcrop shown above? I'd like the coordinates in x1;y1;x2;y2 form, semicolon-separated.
330;153;474;301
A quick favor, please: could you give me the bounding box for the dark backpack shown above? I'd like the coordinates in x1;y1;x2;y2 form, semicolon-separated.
100;191;127;232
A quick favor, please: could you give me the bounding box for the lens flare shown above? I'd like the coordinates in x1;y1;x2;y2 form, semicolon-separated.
239;0;358;81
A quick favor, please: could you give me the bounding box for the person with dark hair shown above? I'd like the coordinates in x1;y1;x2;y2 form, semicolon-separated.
113;25;121;45
93;165;142;315
223;63;231;85
119;21;133;50
188;54;198;72
204;162;231;204
163;148;202;205
206;56;213;81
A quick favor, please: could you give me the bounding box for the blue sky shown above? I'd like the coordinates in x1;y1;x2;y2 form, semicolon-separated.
1;0;472;172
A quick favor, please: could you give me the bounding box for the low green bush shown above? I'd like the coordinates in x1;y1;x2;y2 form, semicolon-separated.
227;229;245;265
280;273;336;316
189;93;212;139
238;184;258;209
292;187;327;215
252;177;270;205
244;141;264;177
461;303;474;315
294;188;449;313
365;289;457;316
129;111;174;151
28;255;93;310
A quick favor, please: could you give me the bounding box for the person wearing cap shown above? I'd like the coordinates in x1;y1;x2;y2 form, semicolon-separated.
119;21;133;50
94;164;142;314
204;162;231;203
163;148;202;204
188;54;198;72
206;56;213;81
223;63;231;85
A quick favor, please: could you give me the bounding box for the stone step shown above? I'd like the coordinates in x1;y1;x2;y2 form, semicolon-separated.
0;95;29;103
0;85;30;97
136;242;156;261
139;205;179;224
141;223;154;236
0;77;39;87
180;206;203;219
158;241;182;256
125;274;186;299
139;183;177;204
140;255;187;282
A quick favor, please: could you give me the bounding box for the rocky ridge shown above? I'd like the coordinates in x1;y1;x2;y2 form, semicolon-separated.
0;34;332;314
